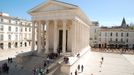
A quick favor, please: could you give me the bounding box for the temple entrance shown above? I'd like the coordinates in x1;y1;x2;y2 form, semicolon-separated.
58;30;63;52
58;30;68;52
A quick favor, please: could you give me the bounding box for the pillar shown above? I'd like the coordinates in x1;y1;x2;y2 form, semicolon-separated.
31;21;35;51
71;19;76;55
37;21;42;53
54;20;58;53
45;20;49;53
62;20;66;53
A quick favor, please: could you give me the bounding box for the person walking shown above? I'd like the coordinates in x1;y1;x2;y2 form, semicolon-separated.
77;65;80;71
75;70;77;75
101;57;104;62
81;65;84;72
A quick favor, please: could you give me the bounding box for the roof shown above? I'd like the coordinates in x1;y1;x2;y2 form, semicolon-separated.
28;0;78;13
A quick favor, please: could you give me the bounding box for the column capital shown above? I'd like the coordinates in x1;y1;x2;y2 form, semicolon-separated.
62;19;67;23
40;20;46;25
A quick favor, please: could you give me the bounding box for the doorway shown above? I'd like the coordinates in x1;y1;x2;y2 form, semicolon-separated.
58;30;63;52
58;30;68;52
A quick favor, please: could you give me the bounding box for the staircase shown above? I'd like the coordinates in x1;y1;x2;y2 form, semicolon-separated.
22;55;46;70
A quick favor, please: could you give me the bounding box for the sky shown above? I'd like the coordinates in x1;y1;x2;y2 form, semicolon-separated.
0;0;134;26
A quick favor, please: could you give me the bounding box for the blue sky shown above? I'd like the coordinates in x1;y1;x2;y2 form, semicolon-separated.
0;0;134;26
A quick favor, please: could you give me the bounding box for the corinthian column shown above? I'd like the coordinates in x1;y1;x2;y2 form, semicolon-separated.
54;20;58;53
62;20;66;53
45;20;49;53
31;21;36;51
37;21;42;53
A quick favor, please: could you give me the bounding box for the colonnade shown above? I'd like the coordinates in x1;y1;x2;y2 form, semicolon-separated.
31;19;89;55
31;20;68;54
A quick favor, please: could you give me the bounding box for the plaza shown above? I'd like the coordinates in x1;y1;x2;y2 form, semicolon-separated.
0;0;134;75
0;49;134;75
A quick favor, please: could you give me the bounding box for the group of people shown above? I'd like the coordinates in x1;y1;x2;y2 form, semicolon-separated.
47;53;59;59
71;64;84;75
64;57;69;64
0;63;9;74
8;57;13;63
32;53;60;75
0;57;13;74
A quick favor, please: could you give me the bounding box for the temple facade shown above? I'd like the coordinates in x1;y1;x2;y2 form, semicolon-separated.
28;0;91;55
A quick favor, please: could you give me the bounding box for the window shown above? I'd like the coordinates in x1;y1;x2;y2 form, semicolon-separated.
126;33;129;37
8;26;11;31
9;20;11;23
110;38;112;41
0;25;4;31
126;38;128;43
8;34;11;40
94;37;97;40
121;33;123;37
116;33;118;37
110;32;112;36
121;38;123;42
15;35;18;40
94;29;96;33
29;28;31;32
0;34;3;41
20;28;23;32
116;38;118;42
105;32;107;37
99;32;101;36
25;28;27;31
0;43;3;49
99;38;101;41
1;18;3;22
16;27;18;32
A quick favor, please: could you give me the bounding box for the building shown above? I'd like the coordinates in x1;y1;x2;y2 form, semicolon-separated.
0;12;33;50
29;0;91;55
91;18;134;49
90;21;100;47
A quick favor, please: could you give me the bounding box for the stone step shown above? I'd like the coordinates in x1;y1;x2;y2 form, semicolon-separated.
23;56;45;69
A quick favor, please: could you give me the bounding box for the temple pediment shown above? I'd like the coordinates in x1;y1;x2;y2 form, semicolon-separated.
28;0;78;13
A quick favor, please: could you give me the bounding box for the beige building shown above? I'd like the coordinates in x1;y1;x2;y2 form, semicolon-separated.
90;21;100;47
90;18;134;49
0;12;33;50
28;0;91;55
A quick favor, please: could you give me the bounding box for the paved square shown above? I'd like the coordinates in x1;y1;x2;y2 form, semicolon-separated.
78;51;134;75
0;49;134;75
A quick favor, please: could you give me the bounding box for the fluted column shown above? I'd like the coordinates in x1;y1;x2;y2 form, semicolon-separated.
54;20;58;53
71;19;76;55
31;21;36;51
37;21;42;53
45;20;49;53
62;20;66;53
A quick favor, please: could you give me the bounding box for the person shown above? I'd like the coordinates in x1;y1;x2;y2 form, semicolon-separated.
77;65;80;71
75;70;77;75
101;57;104;62
81;65;84;72
70;72;72;75
32;68;36;75
46;68;49;74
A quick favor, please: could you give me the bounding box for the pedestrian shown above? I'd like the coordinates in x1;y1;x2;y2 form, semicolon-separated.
70;72;72;75
77;65;80;71
46;68;49;74
75;70;77;75
81;65;84;72
101;57;104;62
32;67;36;75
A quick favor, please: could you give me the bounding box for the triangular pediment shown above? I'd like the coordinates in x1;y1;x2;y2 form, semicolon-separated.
29;0;78;13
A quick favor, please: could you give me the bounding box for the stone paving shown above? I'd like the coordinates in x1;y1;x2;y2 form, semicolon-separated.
77;51;134;75
0;48;134;75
